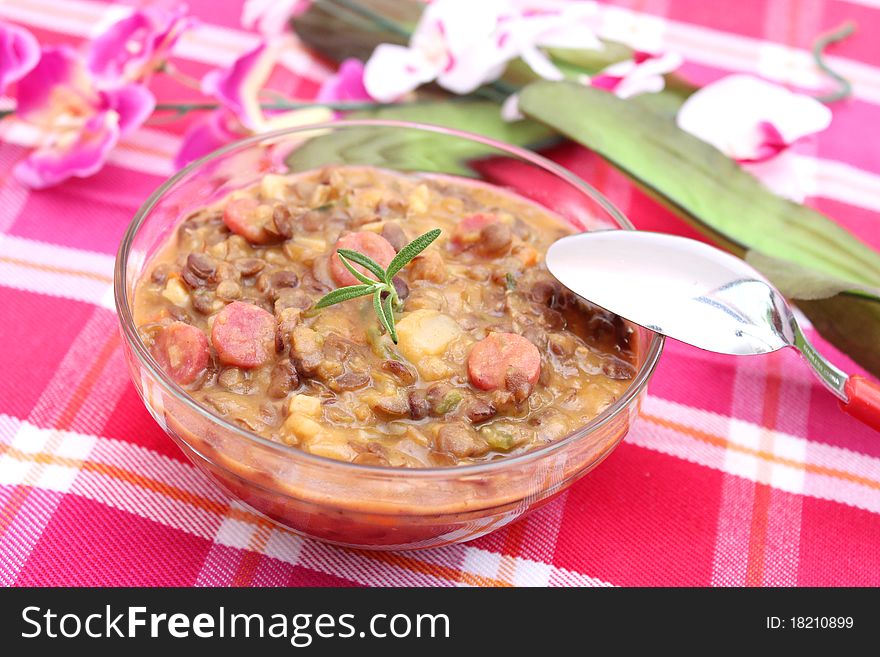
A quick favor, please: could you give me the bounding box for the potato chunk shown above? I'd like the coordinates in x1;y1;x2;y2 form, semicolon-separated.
161;277;189;306
289;394;323;417
396;310;462;364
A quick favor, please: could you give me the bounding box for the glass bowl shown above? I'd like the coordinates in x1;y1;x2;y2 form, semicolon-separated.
115;120;664;550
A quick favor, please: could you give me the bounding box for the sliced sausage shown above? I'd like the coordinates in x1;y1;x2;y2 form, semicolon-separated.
329;231;397;286
222;198;275;245
150;321;210;385
211;301;275;368
467;332;541;392
450;213;499;251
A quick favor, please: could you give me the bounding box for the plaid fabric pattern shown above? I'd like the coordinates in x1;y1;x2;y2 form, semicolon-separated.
1;0;879;587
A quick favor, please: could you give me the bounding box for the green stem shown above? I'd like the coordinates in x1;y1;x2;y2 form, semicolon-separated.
812;21;856;103
154;102;218;114
153;100;399;115
0;110;13;119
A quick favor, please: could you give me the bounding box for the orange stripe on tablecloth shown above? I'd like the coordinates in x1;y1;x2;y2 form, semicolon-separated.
359;550;514;588
496;517;531;584
0;444;251;523
641;414;880;492
53;333;120;432
745;483;772;586
232;525;273;586
495;555;516;585
0;432;66;538
0;256;113;283
745;361;782;586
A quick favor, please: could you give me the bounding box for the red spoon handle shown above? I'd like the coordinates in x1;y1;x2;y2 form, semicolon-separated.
840;376;880;432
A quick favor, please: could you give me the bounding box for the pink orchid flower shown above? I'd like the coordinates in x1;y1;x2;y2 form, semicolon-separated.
316;58;372;103
588;51;683;99
176;40;331;168
363;0;602;102
0;21;40;94
677;74;832;201
174;108;242;170
242;0;311;35
12;46;155;188
88;5;194;83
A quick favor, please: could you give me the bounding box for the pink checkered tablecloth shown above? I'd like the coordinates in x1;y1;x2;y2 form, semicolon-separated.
1;0;879;587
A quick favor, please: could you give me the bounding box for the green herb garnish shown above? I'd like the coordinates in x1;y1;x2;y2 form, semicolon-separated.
313;228;441;343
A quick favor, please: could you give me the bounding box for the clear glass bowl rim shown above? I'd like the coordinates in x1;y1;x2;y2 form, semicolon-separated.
114;119;665;479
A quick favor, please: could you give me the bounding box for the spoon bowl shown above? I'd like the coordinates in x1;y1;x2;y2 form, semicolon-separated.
548;231;794;357
546;230;880;431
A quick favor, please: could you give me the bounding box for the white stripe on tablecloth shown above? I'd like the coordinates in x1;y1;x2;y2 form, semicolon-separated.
0;234;115;310
0;234;115;278
805;156;880;213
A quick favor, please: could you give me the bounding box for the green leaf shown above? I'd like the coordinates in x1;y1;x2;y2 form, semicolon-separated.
314;284;374;309
337;251;379;285
381;291;398;343
798;295;880;379
373;289;395;342
519;82;880;285
746;250;880;301
518;81;880;377
286;101;557;177
293;0;418;62
336;249;386;281
385;229;442;280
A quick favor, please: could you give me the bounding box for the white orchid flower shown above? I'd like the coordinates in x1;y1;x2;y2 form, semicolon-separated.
363;0;603;102
676;74;832;200
586;51;683;99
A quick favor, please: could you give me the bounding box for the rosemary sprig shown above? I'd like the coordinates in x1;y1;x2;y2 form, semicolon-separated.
313;228;441;342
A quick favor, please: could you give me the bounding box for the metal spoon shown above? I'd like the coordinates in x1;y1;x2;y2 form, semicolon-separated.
546;230;880;431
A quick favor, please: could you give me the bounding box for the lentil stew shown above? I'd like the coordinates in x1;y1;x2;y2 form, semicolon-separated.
133;166;637;468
